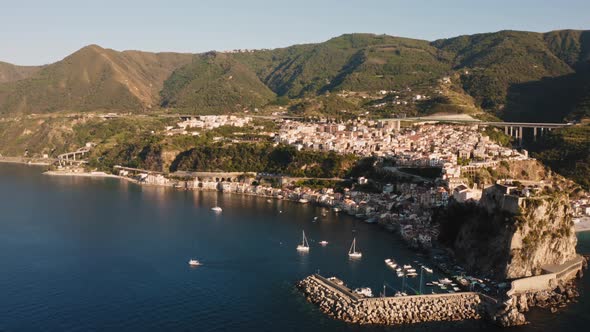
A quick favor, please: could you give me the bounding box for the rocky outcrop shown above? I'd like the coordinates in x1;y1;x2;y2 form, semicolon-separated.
492;280;581;326
297;275;490;325
438;185;577;279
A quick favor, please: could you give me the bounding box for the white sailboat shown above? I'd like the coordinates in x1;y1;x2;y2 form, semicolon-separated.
296;230;310;252
348;238;362;259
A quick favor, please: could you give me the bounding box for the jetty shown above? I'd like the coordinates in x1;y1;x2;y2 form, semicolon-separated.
297;274;496;325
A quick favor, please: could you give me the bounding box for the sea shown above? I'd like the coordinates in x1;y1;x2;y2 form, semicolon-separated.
1;163;589;331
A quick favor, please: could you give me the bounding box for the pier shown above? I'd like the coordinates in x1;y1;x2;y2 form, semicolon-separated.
297;274;496;325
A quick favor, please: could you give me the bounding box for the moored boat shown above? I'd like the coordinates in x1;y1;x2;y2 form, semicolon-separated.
348;238;362;259
296;230;310;252
189;259;201;266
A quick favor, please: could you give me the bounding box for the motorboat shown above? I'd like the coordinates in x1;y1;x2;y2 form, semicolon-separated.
189;259;201;266
332;207;340;212
348;238;362;259
353;287;373;298
440;278;453;285
296;230;310;252
211;206;222;212
319;240;329;246
403;265;412;269
405;268;417;273
298;198;309;204
396;271;405;277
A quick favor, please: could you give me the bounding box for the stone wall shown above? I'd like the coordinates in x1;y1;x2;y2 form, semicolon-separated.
297;275;494;326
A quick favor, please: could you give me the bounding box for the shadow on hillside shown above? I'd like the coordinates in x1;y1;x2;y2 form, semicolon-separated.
502;65;590;122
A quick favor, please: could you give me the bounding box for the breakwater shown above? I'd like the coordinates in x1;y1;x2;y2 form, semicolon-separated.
297;274;495;325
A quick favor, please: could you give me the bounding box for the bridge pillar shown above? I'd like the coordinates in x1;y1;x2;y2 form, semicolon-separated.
504;126;508;135
533;127;537;139
509;126;513;137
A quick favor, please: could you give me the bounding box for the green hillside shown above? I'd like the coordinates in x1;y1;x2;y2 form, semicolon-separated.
0;45;193;115
160;52;276;113
0;30;589;122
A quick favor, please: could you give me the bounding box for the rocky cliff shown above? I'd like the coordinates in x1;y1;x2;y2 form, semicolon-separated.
437;185;577;280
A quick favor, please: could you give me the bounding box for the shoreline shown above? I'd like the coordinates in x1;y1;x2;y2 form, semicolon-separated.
0;157;51;166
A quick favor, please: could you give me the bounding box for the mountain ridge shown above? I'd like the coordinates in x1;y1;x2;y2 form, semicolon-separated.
0;29;589;122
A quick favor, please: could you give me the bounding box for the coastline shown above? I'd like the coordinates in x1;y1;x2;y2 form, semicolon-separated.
0;157;52;166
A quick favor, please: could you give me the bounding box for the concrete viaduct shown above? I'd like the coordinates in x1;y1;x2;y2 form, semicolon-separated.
379;117;573;142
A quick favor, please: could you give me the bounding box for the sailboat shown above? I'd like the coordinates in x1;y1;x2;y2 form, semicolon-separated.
348;238;362;259
296;230;310;252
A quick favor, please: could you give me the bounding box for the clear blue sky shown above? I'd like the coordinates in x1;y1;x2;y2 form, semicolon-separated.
2;0;589;65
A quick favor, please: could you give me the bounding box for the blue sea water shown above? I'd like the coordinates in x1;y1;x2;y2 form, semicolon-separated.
0;163;588;331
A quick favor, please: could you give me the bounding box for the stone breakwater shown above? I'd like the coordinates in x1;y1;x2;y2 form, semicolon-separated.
297;275;493;325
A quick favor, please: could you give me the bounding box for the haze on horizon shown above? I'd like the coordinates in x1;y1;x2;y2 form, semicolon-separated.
2;0;589;66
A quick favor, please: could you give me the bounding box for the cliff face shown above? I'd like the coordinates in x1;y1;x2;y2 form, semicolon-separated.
439;185;577;280
504;195;577;278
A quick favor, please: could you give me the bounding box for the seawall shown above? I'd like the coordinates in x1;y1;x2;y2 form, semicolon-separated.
297;274;496;325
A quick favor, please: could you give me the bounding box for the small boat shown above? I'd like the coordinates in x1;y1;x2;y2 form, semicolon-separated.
396;271;405;277
395;267;402;272
266;199;272;203
332;207;340;212
313;216;318;222
406;268;417;273
298;198;309;204
188;259;201;266
385;258;392;264
426;282;433;286
348;238;362;259
353;287;373;298
440;285;447;290
364;217;377;224
403;265;412;269
406;272;418;277
440;278;453;284
296;230;310;252
319;240;329;246
423;267;433;274
211;206;222;212
453;287;461;292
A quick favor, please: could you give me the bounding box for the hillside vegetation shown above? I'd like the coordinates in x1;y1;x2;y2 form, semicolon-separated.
0;45;192;114
0;62;41;83
0;30;589;122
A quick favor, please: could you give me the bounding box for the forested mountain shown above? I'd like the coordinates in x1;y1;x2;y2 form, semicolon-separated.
0;30;588;122
0;45;193;114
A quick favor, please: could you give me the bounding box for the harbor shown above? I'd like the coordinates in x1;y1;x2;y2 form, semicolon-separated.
297;274;493;325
